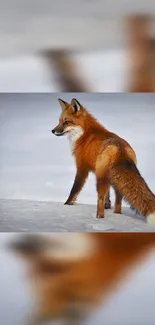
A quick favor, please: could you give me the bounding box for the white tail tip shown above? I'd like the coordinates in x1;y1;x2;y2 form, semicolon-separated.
147;213;155;225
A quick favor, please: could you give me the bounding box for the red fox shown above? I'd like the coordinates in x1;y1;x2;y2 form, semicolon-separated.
10;233;155;325
52;98;155;224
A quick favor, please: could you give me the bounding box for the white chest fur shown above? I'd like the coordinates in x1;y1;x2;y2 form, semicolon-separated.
42;233;96;261
66;126;84;152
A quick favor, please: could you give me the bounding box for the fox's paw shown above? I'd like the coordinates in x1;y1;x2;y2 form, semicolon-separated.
96;214;104;219
64;200;74;205
113;209;122;214
147;212;155;225
64;202;73;205
104;201;111;209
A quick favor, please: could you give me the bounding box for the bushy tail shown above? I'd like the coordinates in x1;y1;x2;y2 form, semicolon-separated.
109;160;155;224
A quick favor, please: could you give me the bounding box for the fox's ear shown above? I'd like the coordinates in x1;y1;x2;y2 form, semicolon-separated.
58;98;68;111
71;98;82;113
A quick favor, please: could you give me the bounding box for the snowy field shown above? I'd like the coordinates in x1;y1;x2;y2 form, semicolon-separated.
0;233;155;325
0;93;155;231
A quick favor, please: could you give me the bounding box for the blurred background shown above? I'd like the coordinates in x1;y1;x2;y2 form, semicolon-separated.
1;233;155;325
1;1;155;92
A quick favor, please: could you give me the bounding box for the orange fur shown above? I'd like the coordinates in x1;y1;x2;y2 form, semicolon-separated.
11;233;155;324
52;98;155;221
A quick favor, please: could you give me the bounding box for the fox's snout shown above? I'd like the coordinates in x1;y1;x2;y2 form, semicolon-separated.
51;126;59;135
51;129;55;134
51;124;65;136
9;235;44;255
51;124;62;134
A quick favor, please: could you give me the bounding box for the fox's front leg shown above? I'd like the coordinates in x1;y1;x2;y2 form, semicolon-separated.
65;169;89;205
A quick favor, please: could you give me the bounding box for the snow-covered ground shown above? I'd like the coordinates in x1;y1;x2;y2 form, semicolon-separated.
0;233;155;325
0;93;155;231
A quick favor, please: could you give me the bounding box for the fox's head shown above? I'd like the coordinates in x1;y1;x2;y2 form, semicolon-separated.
9;233;94;262
51;98;86;140
9;233;95;275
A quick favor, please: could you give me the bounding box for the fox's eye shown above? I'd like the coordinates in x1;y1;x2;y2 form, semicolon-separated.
64;121;69;125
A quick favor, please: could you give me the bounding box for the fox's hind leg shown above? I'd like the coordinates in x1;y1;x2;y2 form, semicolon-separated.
104;191;111;209
96;177;110;218
113;189;122;214
95;152;112;218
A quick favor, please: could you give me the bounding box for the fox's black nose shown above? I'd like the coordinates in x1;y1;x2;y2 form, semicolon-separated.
8;235;43;253
51;129;55;134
